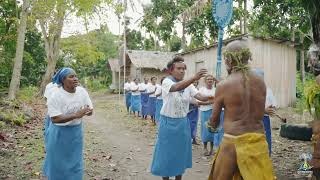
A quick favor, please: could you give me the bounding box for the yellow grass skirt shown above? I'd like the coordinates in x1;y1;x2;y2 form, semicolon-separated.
208;133;275;180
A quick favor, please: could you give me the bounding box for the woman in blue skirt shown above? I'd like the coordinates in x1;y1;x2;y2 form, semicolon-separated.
130;78;142;117
124;78;132;113
151;56;212;180
253;68;277;155
198;75;216;156
155;77;165;125
140;78;149;119
46;67;93;180
42;77;59;177
146;77;157;124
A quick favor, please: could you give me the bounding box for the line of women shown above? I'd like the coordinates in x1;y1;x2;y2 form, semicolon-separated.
124;77;164;125
42;67;93;180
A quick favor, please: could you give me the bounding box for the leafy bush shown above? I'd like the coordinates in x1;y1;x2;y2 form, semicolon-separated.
17;86;39;102
85;79;107;92
295;72;315;113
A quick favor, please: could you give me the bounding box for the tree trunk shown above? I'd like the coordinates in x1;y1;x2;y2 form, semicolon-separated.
181;16;186;50
8;0;30;100
38;11;65;95
300;33;305;84
238;0;243;34
243;0;247;34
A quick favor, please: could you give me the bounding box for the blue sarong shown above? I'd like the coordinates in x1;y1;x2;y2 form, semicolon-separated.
263;115;272;155
187;106;199;139
147;97;156;116
141;93;149;116
46;123;83;180
151;115;192;177
125;92;131;109
155;99;163;124
42;115;51;176
213;110;225;148
201;109;215;143
130;95;141;113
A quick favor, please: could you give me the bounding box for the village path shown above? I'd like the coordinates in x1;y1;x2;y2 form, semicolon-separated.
83;93;212;180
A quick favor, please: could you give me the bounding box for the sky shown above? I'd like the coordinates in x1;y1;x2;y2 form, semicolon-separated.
62;0;151;38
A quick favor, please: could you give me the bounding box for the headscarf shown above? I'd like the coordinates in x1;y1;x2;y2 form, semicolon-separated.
52;67;75;85
252;68;264;79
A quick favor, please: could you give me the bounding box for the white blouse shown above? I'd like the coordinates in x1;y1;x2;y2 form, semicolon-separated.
48;86;93;126
160;78;199;118
199;87;215;111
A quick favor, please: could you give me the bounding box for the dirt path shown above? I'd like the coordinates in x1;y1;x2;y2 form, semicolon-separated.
84;93;316;180
83;93;212;180
0;92;313;179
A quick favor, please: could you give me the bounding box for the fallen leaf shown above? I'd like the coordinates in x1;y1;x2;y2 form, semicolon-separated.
106;155;112;160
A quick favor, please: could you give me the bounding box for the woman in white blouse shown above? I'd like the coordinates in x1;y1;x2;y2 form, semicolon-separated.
151;56;212;180
146;77;158;124
198;75;216;156
130;78;141;117
155;77;165;124
46;67;93;179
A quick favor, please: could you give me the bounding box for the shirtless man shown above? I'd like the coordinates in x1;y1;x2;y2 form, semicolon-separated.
207;40;274;180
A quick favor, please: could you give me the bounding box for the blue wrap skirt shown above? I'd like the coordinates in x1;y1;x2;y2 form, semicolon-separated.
151;115;192;177
42;115;51;176
155;99;163;124
263;115;272;155
187;107;199;139
147;97;157;116
200;109;215;143
131;95;141;113
46;123;83;180
141;93;149;116
213;110;225;148
125;92;131;109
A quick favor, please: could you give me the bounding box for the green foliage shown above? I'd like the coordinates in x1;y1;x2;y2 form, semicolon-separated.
1;109;26;126
126;29;144;50
16;86;38;102
0;1;47;89
295;72;315;113
141;0;195;44
304;80;320;120
0;0;18;88
167;34;181;52
86;78;107;92
249;0;310;40
185;2;219;46
61;27;116;87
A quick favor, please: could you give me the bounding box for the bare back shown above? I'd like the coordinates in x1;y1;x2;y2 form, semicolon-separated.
212;71;266;136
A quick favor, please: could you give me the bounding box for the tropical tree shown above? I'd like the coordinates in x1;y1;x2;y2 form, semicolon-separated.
32;0;112;94
8;0;30;99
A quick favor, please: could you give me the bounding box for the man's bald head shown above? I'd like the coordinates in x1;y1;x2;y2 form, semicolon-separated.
223;40;252;74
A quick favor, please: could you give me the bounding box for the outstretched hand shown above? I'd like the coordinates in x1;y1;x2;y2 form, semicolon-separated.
193;69;207;80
